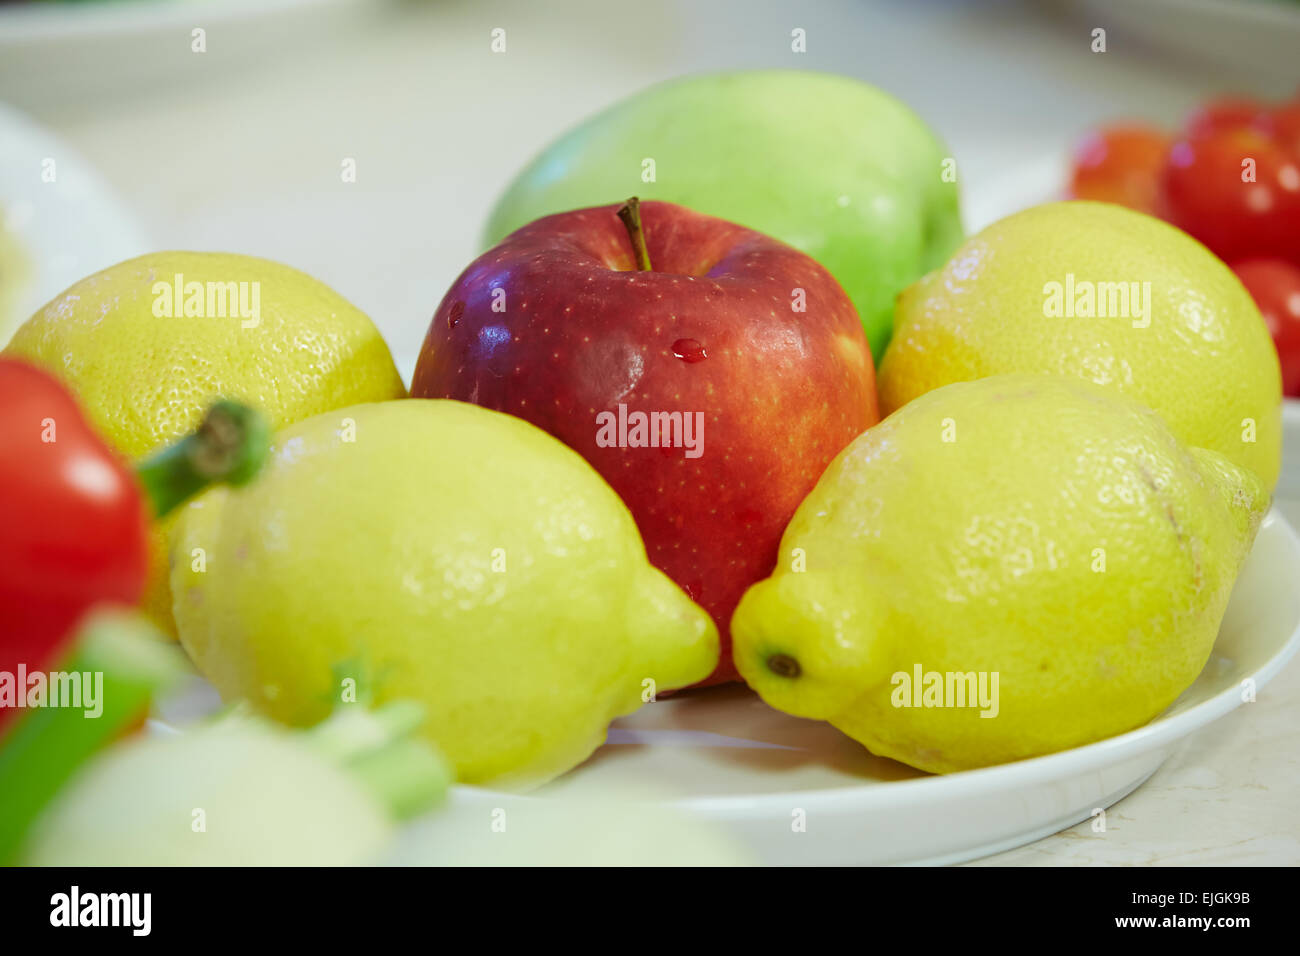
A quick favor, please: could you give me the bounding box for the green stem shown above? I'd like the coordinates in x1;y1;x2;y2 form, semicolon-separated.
306;700;425;764
134;400;270;519
0;612;187;864
617;197;653;272
307;702;452;821
349;740;453;821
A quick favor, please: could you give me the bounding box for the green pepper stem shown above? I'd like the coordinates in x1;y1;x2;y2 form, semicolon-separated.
349;740;453;821
306;700;425;764
0;611;186;864
134;400;271;519
307;702;452;821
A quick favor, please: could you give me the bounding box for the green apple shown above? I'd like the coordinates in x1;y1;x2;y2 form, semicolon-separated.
484;70;963;360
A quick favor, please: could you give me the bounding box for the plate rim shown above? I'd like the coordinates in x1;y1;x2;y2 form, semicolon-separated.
460;508;1300;815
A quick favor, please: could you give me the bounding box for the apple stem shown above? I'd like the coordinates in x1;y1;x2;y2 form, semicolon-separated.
617;197;653;272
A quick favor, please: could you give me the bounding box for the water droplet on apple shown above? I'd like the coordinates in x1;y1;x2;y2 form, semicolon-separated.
447;301;466;330
671;338;707;363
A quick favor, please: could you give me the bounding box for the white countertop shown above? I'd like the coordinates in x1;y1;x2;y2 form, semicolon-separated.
5;0;1297;865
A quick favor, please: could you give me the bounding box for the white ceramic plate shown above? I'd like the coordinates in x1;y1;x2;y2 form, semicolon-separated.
1281;401;1300;501
438;508;1300;865
0;101;150;344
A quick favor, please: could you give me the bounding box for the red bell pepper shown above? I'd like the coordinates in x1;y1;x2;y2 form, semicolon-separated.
0;357;269;735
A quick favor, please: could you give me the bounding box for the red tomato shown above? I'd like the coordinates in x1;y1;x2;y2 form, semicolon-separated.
1163;127;1300;264
1257;101;1300;157
1068;124;1170;214
1184;95;1265;139
1233;259;1300;397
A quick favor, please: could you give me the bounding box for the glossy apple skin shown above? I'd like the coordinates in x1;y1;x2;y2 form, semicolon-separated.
412;202;878;685
483;70;963;363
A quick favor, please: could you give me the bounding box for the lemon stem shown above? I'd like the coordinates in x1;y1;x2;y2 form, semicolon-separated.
766;653;802;679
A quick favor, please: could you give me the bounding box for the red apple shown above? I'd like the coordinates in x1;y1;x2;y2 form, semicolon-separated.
411;199;878;684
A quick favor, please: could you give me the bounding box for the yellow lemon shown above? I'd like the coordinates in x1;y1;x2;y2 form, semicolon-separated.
732;374;1266;773
879;201;1281;490
171;399;718;787
4;252;405;634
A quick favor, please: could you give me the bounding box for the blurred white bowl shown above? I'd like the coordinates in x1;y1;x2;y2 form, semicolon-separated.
0;101;150;344
1059;0;1300;82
